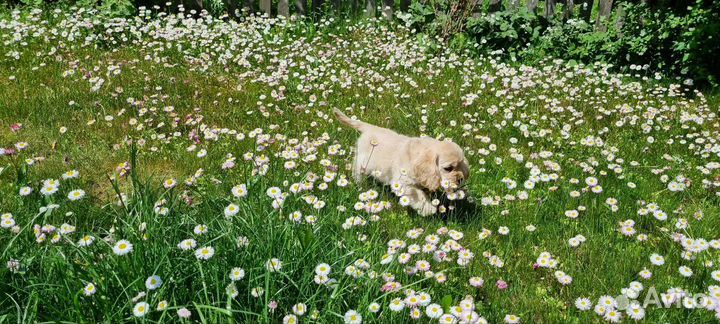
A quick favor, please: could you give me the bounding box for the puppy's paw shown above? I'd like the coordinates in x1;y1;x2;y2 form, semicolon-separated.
416;202;437;217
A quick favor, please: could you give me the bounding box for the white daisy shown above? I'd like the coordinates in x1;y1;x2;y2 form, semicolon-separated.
133;302;149;317
68;189;85;201
649;253;665;266
224;203;239;217
83;282;96;296
178;238;197;250
145;275;162;290
231;184;248;198
265;258;282;272
575;297;592;311
425;303;444;319
679;265;693;277
315;263;331;275
229;267;245;281
112;239;133;256
194;246;215;260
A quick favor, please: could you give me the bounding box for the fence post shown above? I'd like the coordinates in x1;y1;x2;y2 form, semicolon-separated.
278;0;289;16
527;0;539;13
545;0;556;18
382;0;393;20
295;0;307;16
366;0;376;17
472;0;482;18
563;0;574;19
260;0;271;15
242;0;254;12
614;3;626;34
595;0;614;31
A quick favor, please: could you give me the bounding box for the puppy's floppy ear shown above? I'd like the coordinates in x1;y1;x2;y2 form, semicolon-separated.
412;145;441;191
460;158;470;180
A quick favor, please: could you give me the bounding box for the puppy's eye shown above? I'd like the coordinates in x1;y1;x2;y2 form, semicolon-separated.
443;166;453;171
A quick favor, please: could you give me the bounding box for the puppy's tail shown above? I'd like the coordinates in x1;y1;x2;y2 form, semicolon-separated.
333;108;368;132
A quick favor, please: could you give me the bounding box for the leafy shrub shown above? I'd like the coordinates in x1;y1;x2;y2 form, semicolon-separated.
405;0;719;87
465;9;544;56
400;0;480;40
615;1;720;85
98;0;135;17
530;18;598;61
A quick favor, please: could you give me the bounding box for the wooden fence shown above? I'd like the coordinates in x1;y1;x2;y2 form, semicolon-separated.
188;0;619;30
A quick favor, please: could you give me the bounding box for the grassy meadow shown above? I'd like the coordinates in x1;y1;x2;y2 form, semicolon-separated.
1;5;720;324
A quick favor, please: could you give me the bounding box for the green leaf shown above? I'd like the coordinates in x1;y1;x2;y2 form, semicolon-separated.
17;163;28;186
299;226;314;250
441;295;453;312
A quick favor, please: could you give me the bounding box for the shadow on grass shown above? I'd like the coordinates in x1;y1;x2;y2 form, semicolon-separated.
432;192;484;224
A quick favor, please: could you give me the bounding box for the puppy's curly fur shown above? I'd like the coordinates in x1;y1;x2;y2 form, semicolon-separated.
334;108;469;216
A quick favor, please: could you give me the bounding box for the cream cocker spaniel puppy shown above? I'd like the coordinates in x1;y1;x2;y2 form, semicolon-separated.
334;108;469;216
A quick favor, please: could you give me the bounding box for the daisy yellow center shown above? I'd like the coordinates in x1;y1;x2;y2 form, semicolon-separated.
119;243;127;249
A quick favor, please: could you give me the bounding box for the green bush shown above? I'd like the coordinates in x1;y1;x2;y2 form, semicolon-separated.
406;0;720;87
614;1;720;85
465;9;544;56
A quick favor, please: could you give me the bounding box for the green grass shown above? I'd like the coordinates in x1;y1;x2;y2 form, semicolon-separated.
1;6;720;324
